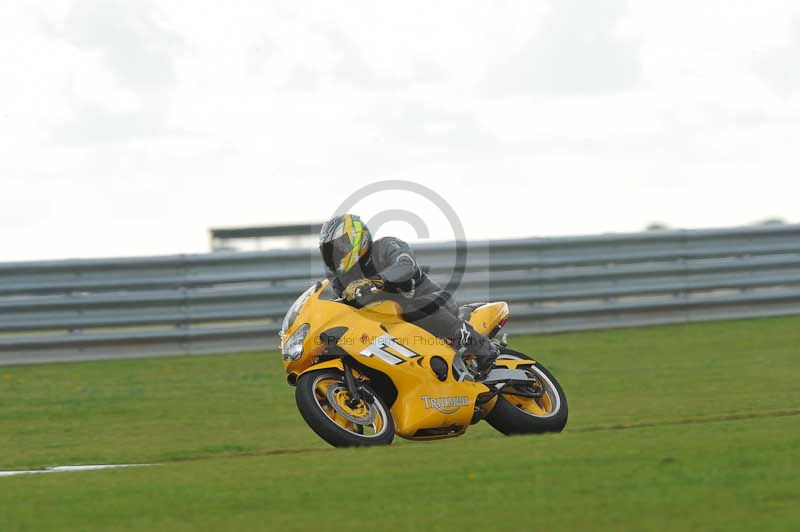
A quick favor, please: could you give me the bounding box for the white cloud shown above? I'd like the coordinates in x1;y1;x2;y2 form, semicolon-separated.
358;101;500;150
279;65;321;93
485;0;640;95
1;0;799;262
37;1;187;145
246;35;280;77
755;18;800;94
59;0;183;88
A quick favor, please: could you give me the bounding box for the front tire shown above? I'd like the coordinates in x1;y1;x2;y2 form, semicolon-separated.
295;369;395;447
485;350;568;435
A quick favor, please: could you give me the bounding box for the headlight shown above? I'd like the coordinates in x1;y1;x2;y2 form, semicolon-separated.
282;323;310;361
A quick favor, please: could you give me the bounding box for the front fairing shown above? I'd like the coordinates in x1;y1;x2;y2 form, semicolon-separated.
279;280;409;374
280;280;336;375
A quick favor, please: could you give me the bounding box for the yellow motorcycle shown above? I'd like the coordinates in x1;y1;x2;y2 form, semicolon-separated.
280;280;567;446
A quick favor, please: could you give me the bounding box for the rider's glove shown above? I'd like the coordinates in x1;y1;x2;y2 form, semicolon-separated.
342;277;384;301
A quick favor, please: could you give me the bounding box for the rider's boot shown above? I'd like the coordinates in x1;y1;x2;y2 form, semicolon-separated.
457;321;499;375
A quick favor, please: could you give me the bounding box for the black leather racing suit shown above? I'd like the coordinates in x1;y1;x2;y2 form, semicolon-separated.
325;237;496;362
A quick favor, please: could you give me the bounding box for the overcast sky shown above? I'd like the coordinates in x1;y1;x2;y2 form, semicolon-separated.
2;0;799;261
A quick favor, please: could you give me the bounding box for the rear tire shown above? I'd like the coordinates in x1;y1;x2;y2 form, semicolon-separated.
485;350;568;435
295;369;395;447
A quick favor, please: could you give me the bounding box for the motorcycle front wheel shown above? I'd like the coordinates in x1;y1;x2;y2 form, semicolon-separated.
295;369;395;447
485;349;568;435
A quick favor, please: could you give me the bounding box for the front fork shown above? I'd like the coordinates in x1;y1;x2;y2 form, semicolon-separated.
341;356;373;407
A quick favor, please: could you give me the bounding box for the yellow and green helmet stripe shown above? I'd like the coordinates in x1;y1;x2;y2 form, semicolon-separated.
340;214;370;273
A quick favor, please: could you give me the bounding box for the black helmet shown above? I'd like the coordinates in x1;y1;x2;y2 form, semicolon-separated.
319;214;373;275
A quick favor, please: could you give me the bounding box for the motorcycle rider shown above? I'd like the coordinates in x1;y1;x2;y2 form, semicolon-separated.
319;213;498;374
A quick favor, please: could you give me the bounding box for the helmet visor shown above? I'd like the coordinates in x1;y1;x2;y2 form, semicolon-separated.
320;234;355;273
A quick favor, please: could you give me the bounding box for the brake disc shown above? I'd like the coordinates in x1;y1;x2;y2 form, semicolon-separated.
326;384;377;425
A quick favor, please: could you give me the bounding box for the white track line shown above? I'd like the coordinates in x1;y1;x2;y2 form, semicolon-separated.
0;464;153;477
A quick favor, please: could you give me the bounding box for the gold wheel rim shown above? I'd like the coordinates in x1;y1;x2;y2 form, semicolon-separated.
504;364;560;418
312;375;387;436
507;389;554;416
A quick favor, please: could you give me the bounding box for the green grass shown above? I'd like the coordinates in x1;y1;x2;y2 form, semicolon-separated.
1;316;799;531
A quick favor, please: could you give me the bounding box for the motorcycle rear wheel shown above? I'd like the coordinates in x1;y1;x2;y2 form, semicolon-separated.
485;350;568;435
295;369;395;447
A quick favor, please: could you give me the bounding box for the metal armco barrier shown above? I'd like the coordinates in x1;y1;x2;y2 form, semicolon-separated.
1;224;799;365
